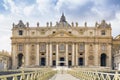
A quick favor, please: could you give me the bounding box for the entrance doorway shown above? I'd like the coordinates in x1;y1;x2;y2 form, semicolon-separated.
60;57;65;61
59;57;65;66
60;63;64;66
52;60;56;66
17;53;23;67
40;57;46;66
68;60;72;66
78;58;83;66
101;53;106;66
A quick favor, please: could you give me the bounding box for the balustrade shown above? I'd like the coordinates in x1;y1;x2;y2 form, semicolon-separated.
0;68;56;80
67;68;120;80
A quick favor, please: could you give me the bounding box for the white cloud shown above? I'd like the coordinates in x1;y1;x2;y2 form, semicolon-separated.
91;0;107;5
36;0;52;14
3;0;19;13
110;11;120;37
55;0;90;10
0;34;11;52
23;5;35;16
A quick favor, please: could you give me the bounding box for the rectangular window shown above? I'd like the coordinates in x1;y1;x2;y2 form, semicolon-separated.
101;30;106;35
101;44;106;51
68;44;72;52
18;44;23;51
79;44;84;50
52;45;56;52
59;44;65;52
40;43;46;52
19;30;23;35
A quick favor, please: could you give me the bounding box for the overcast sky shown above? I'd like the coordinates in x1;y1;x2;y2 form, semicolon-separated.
0;0;120;52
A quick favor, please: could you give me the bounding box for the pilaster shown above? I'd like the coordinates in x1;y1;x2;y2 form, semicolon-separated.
56;43;59;66
76;43;78;66
72;43;75;66
66;44;68;66
36;44;39;66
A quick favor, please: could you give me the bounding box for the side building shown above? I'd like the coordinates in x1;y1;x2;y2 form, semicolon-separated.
113;35;120;70
0;50;11;70
11;14;112;69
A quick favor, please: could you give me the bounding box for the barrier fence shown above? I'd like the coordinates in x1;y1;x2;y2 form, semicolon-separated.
68;68;120;80
0;68;57;80
1;67;120;80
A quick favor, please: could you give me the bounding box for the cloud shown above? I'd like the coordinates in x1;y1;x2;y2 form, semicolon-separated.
3;0;17;13
23;5;35;16
110;11;120;37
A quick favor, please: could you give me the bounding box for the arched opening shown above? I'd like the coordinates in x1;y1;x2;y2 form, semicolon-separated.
101;53;107;66
17;53;23;67
40;57;46;66
78;58;83;66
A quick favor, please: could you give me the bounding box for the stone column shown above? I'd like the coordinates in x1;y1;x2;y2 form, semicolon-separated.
12;44;17;69
76;43;78;66
36;44;39;66
108;44;112;68
85;43;88;66
66;44;68;66
25;44;29;66
50;43;52;66
46;43;49;66
56;43;59;66
95;44;99;66
72;43;75;66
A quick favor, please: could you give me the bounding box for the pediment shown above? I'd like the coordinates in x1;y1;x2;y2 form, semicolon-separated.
48;31;76;38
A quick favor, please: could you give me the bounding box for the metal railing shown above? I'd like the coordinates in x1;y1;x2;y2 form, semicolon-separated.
0;68;57;80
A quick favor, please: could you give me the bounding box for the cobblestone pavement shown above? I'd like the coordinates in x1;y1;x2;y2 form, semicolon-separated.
49;73;80;80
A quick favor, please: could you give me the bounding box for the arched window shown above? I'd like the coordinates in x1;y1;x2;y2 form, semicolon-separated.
101;44;106;51
101;30;106;35
18;30;23;35
101;53;107;66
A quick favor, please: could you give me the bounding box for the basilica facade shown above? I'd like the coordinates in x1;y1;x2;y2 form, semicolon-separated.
11;14;113;69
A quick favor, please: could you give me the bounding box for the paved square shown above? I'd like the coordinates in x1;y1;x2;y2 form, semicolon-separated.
49;73;80;80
